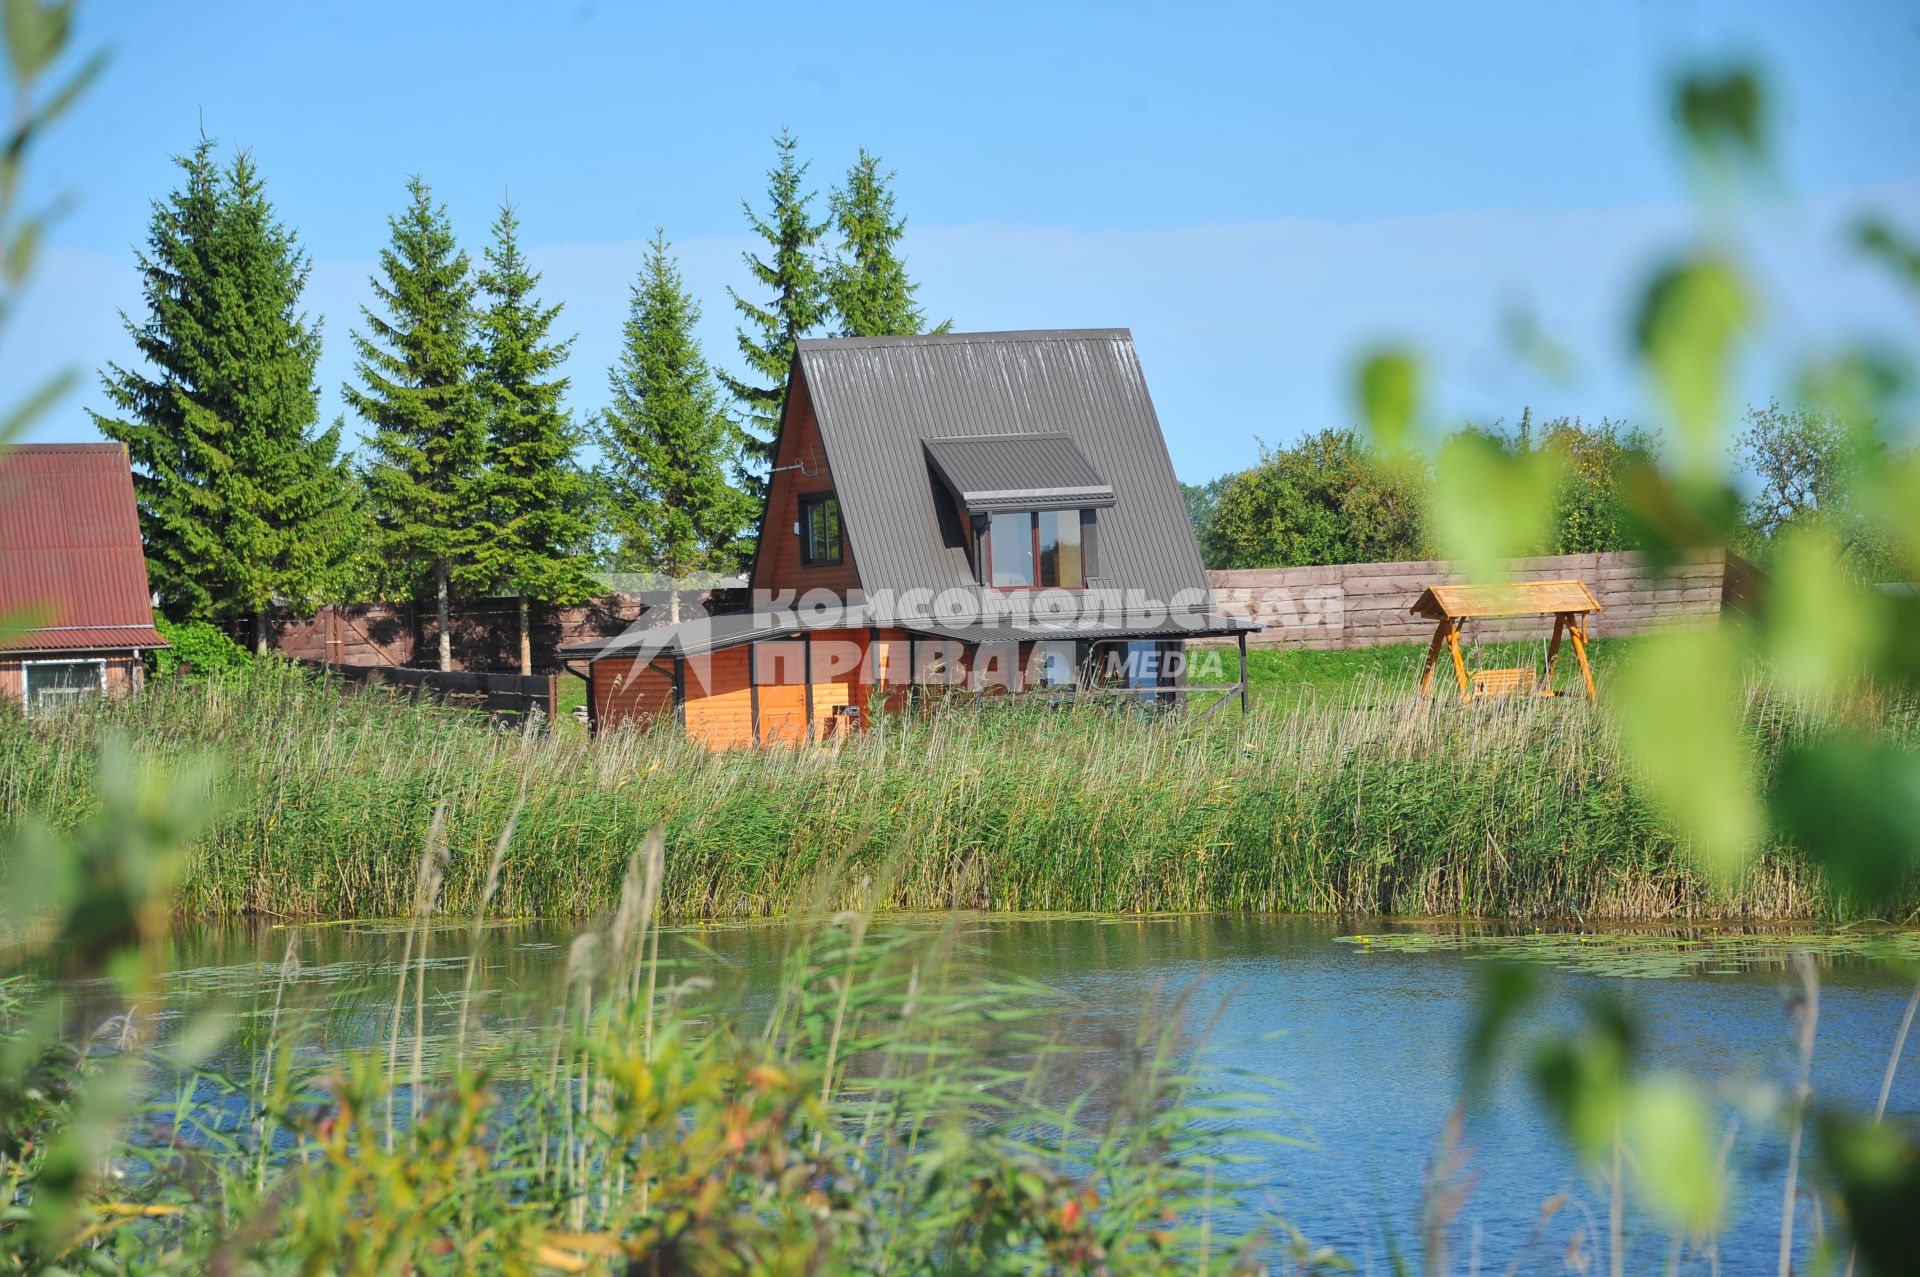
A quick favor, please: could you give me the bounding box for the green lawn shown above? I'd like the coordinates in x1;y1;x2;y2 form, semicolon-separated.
1240;634;1628;710
554;670;589;734
549;636;1631;728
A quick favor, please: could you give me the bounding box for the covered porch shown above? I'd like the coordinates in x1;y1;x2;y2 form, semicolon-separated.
559;607;1259;748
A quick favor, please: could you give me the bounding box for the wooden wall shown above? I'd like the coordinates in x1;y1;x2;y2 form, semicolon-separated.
0;651;141;707
752;366;862;599
1206;549;1740;649
590;627;918;748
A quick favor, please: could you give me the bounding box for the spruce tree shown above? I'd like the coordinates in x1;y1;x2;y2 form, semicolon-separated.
471;202;597;675
719;128;829;497
595;232;756;623
92;139;359;648
346;176;485;672
827;148;946;338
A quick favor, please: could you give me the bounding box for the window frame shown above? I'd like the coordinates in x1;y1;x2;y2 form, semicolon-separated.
983;509;1088;592
796;490;844;568
22;657;107;715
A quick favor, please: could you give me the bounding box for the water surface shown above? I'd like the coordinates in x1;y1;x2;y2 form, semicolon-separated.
75;914;1920;1271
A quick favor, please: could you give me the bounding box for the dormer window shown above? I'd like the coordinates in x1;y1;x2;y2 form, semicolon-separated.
922;432;1113;591
798;491;843;566
987;509;1085;589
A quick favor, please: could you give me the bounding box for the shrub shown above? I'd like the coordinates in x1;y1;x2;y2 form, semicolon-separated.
150;617;252;677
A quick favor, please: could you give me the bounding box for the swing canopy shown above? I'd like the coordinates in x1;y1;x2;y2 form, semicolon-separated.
1409;579;1602;622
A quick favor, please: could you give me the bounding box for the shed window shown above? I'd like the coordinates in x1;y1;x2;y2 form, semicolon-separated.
24;660;104;715
986;510;1086;590
798;492;842;566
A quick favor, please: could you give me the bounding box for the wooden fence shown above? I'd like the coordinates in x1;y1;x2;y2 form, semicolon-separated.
248;589;746;673
309;661;556;725
1207;549;1750;649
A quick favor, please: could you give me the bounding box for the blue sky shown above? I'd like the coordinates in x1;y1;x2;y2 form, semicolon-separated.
11;1;1919;482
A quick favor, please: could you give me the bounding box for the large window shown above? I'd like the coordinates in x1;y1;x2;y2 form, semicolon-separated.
798;492;843;566
986;510;1085;590
24;659;104;715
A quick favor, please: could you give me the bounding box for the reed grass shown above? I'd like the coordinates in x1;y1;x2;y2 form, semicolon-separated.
1;661;1908;922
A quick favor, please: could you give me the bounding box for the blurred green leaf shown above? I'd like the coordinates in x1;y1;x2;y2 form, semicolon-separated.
3;0;70;86
1499;301;1578;383
1614;628;1762;882
1428;428;1559;579
1532;997;1633;1163
1673;65;1768;171
1356;349;1421;455
1624;1077;1726;1234
1818;1112;1920;1276
1765;525;1885;698
1635;256;1752;477
0;368;76;442
1772;738;1920;910
1616;464;1743;569
1855;217;1920;295
1464;962;1537;1100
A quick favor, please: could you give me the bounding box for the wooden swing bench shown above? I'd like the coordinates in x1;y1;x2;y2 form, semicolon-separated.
1411;579;1601;702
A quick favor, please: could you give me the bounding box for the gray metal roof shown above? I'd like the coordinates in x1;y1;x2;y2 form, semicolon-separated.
557;604;875;660
794;329;1213;619
557;604;1255;662
917;612;1257;645
922;432;1115;513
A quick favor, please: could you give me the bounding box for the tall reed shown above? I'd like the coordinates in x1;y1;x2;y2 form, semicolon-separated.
1;661;1904;922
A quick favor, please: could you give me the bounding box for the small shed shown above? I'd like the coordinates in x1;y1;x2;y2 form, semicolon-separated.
1409;579;1601;701
0;443;168;712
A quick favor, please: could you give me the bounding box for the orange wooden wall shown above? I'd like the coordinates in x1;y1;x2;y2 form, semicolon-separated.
589;628;922;748
591;654;675;728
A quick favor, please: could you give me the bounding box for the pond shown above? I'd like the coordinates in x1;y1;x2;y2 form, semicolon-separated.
69;913;1920;1270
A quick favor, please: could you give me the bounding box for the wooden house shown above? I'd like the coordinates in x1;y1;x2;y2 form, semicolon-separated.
559;329;1256;746
0;444;167;712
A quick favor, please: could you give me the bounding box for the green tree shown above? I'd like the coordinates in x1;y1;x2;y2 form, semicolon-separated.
346;176;486;672
827;149;946;338
1180;474;1235;552
1735;399;1903;578
1203;429;1429;568
1535;413;1657;555
595;232;756;622
471;202;598;675
92;139;359;650
720;128;830;498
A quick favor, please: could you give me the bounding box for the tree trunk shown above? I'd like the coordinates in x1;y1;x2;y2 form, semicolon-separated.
668;579;681;625
436;561;452;672
253;610;269;657
518;596;532;677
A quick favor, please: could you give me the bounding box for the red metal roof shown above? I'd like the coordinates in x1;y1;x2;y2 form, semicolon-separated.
0;444;168;653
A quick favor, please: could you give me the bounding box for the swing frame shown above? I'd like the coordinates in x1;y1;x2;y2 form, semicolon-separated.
1410;579;1602;702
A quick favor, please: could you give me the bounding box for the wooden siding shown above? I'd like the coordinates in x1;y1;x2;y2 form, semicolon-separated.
591;654;676;727
588;627;921;748
0;652;141;708
753;366;862;599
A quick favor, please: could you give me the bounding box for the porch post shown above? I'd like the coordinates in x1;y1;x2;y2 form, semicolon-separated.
673;656;686;730
1238;631;1249;714
749;642;761;746
803;631;815;741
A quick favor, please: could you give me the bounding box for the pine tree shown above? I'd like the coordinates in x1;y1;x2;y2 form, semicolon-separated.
719;128;829;498
345;176;485;672
595;232;756;623
827;148;946;338
471;202;597;675
92;139;359;648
